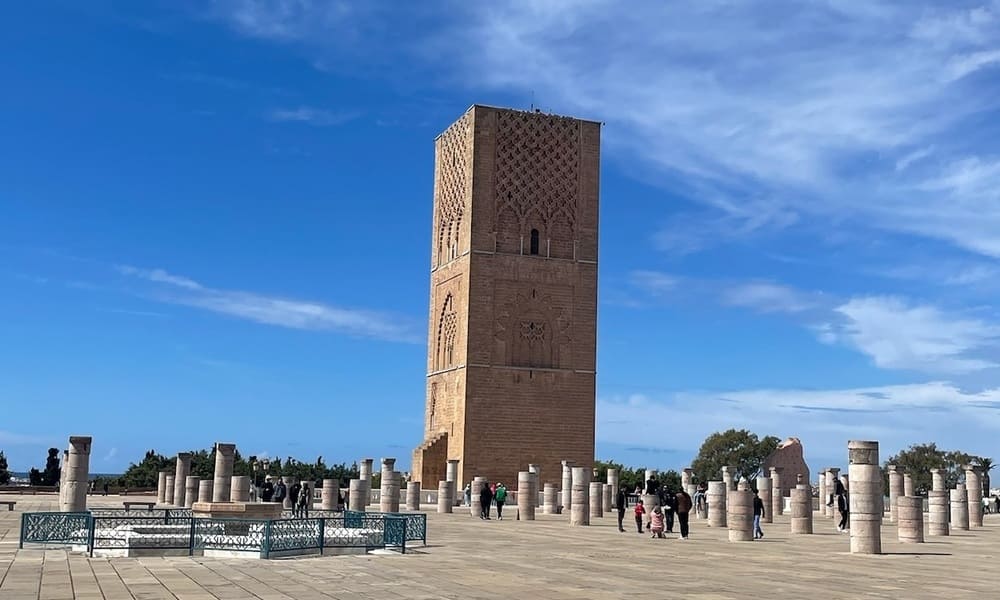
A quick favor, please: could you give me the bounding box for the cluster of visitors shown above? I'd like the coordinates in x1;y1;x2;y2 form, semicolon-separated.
618;477;693;540
983;495;1000;514
473;481;509;519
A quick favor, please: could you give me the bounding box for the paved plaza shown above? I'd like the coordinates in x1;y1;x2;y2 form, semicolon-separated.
2;496;999;599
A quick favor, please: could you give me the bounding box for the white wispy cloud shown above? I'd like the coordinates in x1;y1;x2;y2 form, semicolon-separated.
267;106;358;126
104;447;118;461
721;281;822;314
628;270;678;296
117;265;418;342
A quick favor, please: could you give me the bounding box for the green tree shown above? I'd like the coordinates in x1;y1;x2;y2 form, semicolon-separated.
118;449;172;488
0;450;10;485
28;467;42;485
883;443;977;495
42;448;61;486
690;429;780;484
979;457;993;495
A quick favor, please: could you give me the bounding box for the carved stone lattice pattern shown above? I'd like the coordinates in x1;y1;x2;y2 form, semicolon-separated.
495;290;571;369
436;294;458;370
495;111;579;251
436;112;473;262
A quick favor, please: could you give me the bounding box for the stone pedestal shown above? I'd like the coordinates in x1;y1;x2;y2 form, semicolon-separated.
230;476;250;502
928;490;949;536
790;477;812;534
887;465;903;523
322;479;340;510
406;481;421;511
359;458;374;508
281;476;295;509
825;468;840;518
471;477;487;518
184;476;199;509
608;468;620;508
543;483;559;514
965;465;983;527
728;481;753;542
348;479;365;512
437;480;453;513
707;481;727;527
63;436;92;513
848;440;882;554
897;496;924;543
528;464;541;508
198;480;213;504
561;461;573;512
174;452;192;509
191;501;282;534
770;467;784;517
380;459;399;513
446;459;460;507
164;475;175;505
212;443;236;503
518;471;535;520
589;481;603;518
602;484;612;514
903;473;915;498
721;466;734;491
951;484;969;530
570;467;590;526
157;470;169;505
756;476;773;523
930;468;946;492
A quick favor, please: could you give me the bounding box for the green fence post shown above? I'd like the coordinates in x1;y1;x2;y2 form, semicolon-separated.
188;519;196;556
18;513;26;549
318;518;326;556
263;520;272;559
87;515;96;557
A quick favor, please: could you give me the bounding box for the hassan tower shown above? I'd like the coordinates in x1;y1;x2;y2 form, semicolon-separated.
412;105;600;488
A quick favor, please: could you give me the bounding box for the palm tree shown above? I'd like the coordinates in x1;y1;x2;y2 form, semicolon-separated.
979;457;993;495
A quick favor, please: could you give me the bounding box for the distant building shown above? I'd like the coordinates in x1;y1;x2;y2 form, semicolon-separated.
763;437;811;497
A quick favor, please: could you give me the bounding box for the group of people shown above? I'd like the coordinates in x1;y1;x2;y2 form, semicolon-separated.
464;481;509;520
259;477;325;516
620;478;694;540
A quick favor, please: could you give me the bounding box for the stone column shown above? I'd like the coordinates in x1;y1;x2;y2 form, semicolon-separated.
589;481;604;518
528;464;541;507
211;443;236;503
406;481;420;511
446;459;460;506
903;472;915;498
198;479;213;503
543;483;559;514
437;480;453;513
518;471;535;520
721;466;734;491
728;480;754;542
281;476;295;509
817;469;827;519
164;475;175;505
471;476;486;518
603;484;613;514
707;481;727;527
380;458;398;513
570;467;590;526
359;458;374;507
59;449;69;510
561;461;573;512
770;467;784;517
965;465;984;527
230;476;250;502
928;490;949;536
681;467;693;492
322;479;340;510
63;436;92;512
156;470;169;505
607;468;620;508
348;479;365;512
950;484;969;530
848;440;882;555
887;464;903;523
897;496;924;543
184;476;199;508
752;476;770;523
790;474;813;534
825;468;840;518
930;468;946;492
173;452;192;508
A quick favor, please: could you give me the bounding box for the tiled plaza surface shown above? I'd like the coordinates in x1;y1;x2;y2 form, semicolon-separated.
1;494;998;599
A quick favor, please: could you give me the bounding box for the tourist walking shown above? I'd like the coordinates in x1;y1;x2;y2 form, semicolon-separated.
753;489;765;539
262;477;274;502
479;481;494;520
693;482;707;516
296;482;310;517
495;482;508;520
616;487;627;532
835;478;849;532
289;482;301;515
102;482;109;496
674;487;692;540
660;487;675;533
464;483;471;507
634;499;646;534
274;479;287;505
649;505;665;538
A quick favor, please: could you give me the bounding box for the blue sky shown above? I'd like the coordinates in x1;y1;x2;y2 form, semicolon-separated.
3;1;1000;476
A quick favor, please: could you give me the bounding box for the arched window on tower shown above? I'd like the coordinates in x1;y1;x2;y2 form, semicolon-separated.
529;228;540;255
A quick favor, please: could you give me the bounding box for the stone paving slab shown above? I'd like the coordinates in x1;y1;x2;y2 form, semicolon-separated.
2;494;999;599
